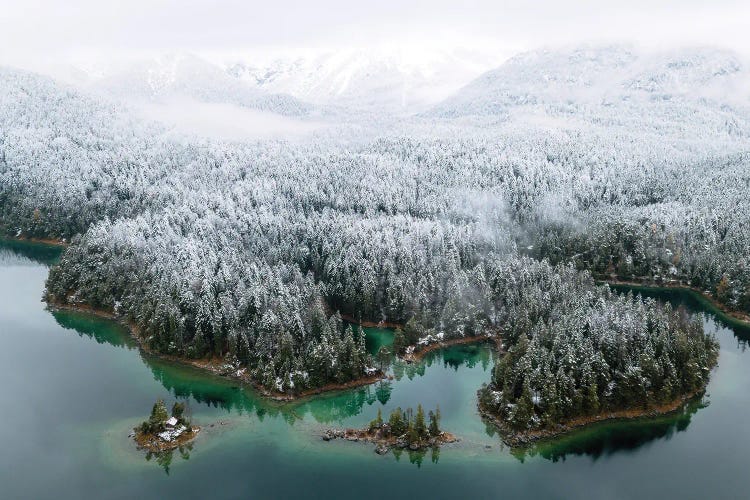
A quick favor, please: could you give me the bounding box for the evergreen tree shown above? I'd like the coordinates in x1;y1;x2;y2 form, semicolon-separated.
512;383;535;430
404;317;424;345
150;399;169;427
388;408;407;435
376;345;391;372
140;399;170;434
428;407;441;436
585;383;600;415
370;408;384;431
414;404;427;439
392;328;406;354
172;402;186;421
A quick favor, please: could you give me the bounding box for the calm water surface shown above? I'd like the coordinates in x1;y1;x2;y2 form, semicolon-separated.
1;240;749;499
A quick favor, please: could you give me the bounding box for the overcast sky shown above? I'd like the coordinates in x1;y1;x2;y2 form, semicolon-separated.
2;0;749;68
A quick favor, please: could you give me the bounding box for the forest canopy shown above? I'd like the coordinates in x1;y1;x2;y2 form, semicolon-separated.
0;48;737;414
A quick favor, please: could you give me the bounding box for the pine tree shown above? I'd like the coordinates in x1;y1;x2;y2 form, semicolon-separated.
392;328;406;354
172;402;186;420
376;345;391;372
585;383;600;415
388;408;407;435
428;409;440;436
512;383;534;430
415;404;427;439
151;399;169;425
370;408;384;431
716;275;730;304
404;317;423;345
407;425;419;446
142;399;169;433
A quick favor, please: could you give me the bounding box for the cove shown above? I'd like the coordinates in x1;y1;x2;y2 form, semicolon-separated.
2;239;750;499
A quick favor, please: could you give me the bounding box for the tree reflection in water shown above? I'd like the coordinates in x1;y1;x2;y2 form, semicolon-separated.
145;443;193;475
50;298;713;468
499;397;705;463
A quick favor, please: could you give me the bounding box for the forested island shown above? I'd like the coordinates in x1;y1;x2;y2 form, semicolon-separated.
323;405;456;455
133;400;199;452
1;46;745;442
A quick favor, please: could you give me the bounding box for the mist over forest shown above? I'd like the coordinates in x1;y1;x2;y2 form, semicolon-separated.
1;41;746;430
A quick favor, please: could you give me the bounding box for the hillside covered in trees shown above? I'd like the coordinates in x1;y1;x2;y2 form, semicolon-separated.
0;46;740;420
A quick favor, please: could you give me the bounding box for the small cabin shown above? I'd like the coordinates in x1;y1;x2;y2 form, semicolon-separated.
166;416;178;427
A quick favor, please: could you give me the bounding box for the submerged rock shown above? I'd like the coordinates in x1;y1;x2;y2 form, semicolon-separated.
375;444;389;455
322;429;345;441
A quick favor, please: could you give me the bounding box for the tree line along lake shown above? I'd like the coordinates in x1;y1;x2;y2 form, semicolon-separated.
2;238;750;499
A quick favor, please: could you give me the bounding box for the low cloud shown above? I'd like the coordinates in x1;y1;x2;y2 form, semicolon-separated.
132;96;325;141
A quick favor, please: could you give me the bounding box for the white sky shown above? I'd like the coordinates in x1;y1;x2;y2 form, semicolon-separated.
1;0;749;67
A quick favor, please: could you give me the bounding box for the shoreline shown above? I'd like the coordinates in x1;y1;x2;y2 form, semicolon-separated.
479;387;707;447
337;312;503;364
600;276;750;327
338;312;404;330
402;334;500;363
47;300;385;402
322;427;459;454
28;239;731;445
134;427;201;453
3;235;69;247
57;295;713;446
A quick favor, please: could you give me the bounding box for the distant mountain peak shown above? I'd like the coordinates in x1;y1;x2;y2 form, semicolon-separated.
57;52;314;117
224;46;509;114
427;45;750;138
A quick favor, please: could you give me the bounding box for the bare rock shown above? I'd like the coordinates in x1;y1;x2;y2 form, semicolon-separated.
375;444;389;455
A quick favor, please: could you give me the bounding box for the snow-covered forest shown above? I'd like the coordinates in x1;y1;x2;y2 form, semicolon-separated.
477;261;718;431
0;46;742;417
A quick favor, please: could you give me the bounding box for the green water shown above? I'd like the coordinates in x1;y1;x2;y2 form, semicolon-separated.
2;240;750;499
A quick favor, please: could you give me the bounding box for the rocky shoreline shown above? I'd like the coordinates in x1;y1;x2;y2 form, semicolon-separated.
132;426;201;453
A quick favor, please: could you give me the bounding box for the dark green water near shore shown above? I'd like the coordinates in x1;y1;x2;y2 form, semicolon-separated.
2;240;750;499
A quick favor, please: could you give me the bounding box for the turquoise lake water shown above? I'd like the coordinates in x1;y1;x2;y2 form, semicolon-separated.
1;239;749;499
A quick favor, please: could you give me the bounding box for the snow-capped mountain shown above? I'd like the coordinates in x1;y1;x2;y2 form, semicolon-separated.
429;46;750;138
67;53;313;117
226;46;508;114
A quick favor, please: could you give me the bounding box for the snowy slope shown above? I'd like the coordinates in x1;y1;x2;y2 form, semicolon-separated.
70;53;313;117
429;45;750;138
226;46;507;114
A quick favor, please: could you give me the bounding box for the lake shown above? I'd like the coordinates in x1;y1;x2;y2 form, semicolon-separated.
2;239;749;499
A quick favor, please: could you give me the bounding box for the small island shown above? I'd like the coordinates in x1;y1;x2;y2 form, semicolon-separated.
322;405;457;455
132;399;200;452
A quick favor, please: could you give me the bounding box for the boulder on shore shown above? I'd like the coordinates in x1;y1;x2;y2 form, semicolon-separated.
375;444;389;455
